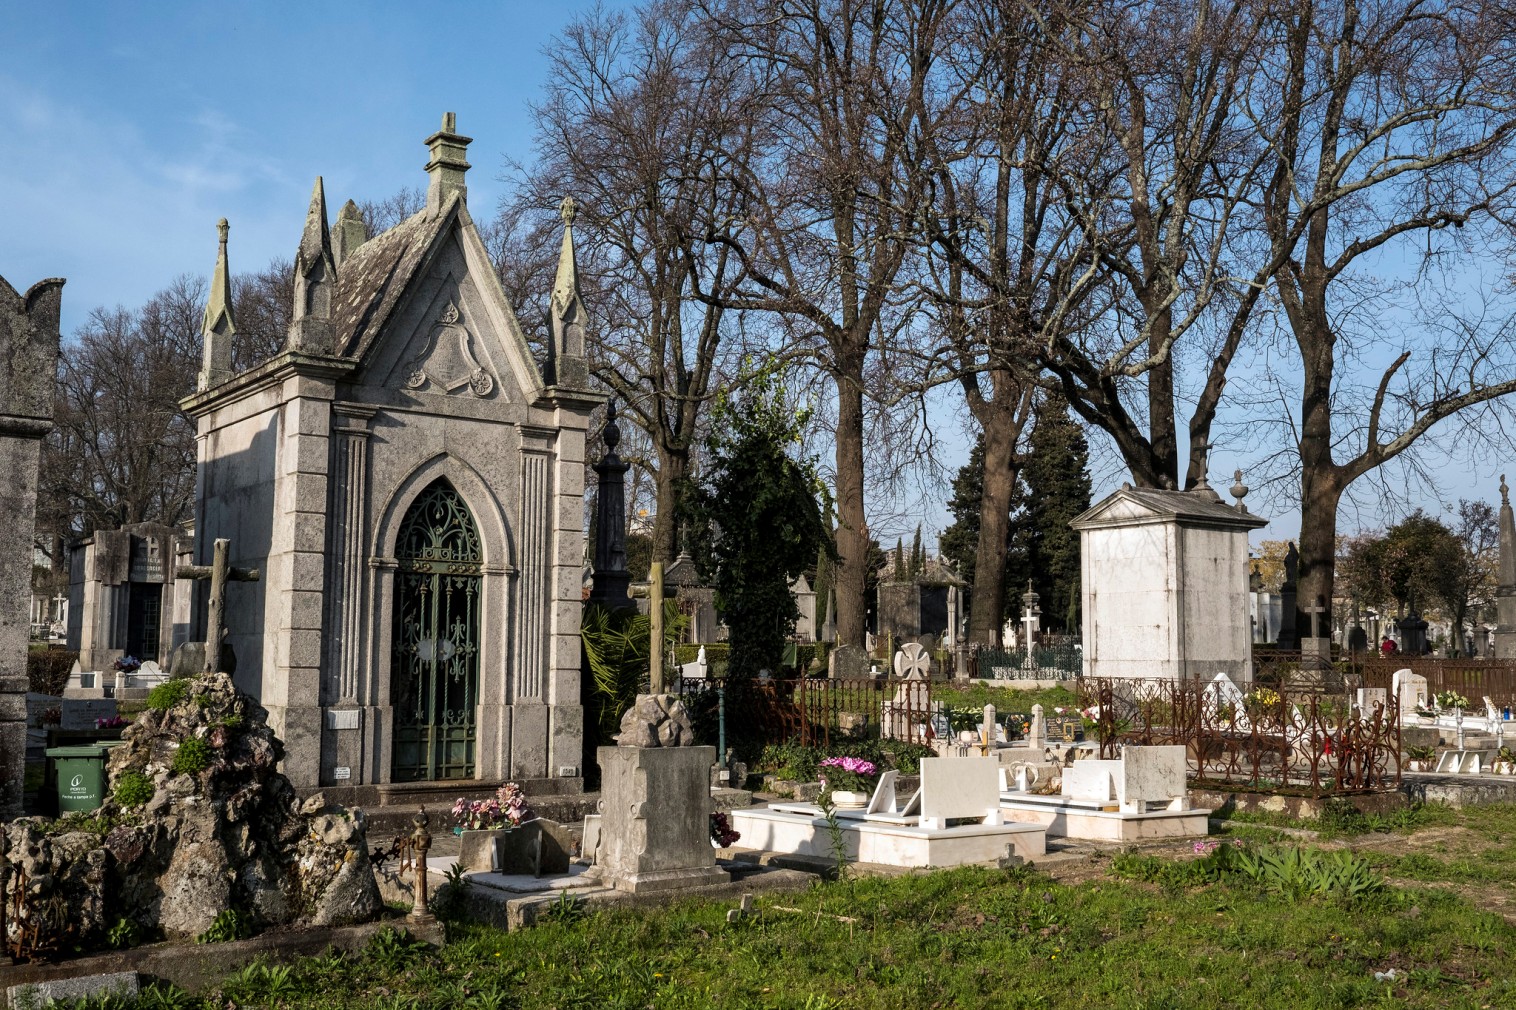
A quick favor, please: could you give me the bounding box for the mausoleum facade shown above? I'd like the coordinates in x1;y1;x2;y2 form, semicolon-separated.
181;114;598;790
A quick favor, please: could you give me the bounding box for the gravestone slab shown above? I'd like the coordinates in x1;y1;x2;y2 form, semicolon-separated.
59;698;118;731
10;973;139;1010
25;693;62;728
918;757;1001;829
1392;669;1428;716
1118;746;1187;811
1355;688;1388;717
829;644;869;680
1062;760;1118;804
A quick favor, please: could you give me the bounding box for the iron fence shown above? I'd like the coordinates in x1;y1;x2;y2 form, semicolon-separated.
677;674;934;750
1079;677;1402;796
1250;653;1516;708
972;641;1082;680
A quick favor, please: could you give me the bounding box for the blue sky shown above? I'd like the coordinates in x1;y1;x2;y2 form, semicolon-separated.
0;2;615;335
1;1;1506;548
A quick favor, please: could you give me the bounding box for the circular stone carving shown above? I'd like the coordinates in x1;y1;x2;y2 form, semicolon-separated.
469;368;494;396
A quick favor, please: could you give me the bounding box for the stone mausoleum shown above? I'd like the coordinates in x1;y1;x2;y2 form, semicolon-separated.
182;114;599;791
1072;475;1266;682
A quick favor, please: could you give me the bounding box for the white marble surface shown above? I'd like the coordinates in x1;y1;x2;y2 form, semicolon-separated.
730;807;1044;868
919;757;1002;827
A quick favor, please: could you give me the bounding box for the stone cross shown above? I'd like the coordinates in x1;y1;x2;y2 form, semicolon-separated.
176;537;260;674
630;561;675;694
1301;599;1328;639
893;642;930;679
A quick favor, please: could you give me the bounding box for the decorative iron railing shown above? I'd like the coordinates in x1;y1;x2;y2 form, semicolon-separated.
971;641;1082;680
676;675;934;750
1079;677;1402;796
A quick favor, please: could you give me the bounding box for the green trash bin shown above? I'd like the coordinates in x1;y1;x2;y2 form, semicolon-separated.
46;742;123;813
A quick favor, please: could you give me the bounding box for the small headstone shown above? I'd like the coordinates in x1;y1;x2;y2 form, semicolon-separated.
1029;704;1046;747
1392;669;1428;715
829;643;869;680
168;642;206;679
60;698;118;731
982;704;997;745
917;633;937;655
1355;687;1388;717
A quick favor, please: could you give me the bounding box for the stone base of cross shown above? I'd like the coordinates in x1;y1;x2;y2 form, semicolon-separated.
176;537;260;675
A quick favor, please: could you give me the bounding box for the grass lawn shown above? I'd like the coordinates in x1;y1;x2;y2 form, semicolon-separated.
932;682;1082;714
75;805;1516;1010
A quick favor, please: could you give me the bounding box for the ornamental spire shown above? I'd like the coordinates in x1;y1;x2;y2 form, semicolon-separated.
198;218;236;391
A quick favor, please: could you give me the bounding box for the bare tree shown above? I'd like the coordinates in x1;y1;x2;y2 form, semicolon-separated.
231;257;293;369
509;0;755;564
1033;0;1276;491
1252;0;1516;632
40;276;204;540
692;0;955;646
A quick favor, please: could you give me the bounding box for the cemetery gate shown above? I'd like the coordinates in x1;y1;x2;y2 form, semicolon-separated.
391;479;483;781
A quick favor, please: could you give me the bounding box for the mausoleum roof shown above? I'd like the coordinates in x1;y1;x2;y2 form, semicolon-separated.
330;202;450;359
1071;484;1268;531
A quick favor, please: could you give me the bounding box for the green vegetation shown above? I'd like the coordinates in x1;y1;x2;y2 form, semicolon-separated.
756;738;936;781
171;737;211;776
1216;800;1455;841
933;682;1081;714
146;679;190;711
72;854;1516;1010
195;908;252;944
112;769;154;808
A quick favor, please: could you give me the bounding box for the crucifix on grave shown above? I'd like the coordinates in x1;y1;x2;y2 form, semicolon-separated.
1298;594;1334;683
175;537;261;674
629;560;677;694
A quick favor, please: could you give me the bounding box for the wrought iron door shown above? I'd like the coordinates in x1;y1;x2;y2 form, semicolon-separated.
391;480;483;781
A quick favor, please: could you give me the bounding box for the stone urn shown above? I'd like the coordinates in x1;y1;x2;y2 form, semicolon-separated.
829;790;869;809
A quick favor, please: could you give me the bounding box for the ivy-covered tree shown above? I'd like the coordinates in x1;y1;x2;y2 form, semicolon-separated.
692;370;833;681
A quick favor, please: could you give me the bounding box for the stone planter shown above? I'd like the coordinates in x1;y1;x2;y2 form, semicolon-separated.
1405;760;1432;773
829;790;869;809
457;828;516;873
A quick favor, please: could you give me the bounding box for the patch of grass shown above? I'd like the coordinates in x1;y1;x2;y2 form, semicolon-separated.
194;908;252;944
112;769;154;808
934;682;1082;713
146;679;190;711
84;855;1516;1010
1215;801;1455;840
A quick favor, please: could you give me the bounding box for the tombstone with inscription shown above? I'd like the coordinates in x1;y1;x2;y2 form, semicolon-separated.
829;643;870;680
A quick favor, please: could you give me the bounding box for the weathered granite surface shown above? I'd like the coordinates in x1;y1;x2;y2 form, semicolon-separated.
0;275;64;819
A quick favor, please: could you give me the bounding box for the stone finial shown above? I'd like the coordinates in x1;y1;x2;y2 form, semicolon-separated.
1503;474;1509;507
1230;469;1249;512
1190;438;1221;502
546;195;590;388
287;177;336;354
333;199;367;267
424;111;472;214
198;217;237;391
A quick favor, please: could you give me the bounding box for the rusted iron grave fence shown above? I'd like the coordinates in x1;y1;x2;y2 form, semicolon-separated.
1251;653;1516;707
677;675;934;750
1079;678;1402;796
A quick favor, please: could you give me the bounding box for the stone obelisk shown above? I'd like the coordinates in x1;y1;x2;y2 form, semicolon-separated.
1495;476;1516;659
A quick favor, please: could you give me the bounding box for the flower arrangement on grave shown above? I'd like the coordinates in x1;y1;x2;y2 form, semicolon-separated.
451;782;535;831
95;715;127;730
113;655;142;674
948;706;983;733
824;755;885;794
709;811;741;847
1434;690;1471;712
1496;746;1516;775
1404;744;1436;771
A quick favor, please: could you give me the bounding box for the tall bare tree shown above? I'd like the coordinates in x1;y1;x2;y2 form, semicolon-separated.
1036;0;1276;491
510;0;754;564
693;0;955;645
1252;0;1516;631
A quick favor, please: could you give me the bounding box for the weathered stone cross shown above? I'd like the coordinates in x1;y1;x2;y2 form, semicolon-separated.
176;537;260;674
1301;598;1329;640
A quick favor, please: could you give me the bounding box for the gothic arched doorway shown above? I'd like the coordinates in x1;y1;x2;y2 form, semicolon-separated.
391;478;483;781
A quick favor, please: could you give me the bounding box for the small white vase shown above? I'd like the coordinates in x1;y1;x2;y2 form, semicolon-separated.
830;790;869;809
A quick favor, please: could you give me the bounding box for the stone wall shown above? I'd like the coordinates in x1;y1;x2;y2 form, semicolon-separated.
0;275;64;817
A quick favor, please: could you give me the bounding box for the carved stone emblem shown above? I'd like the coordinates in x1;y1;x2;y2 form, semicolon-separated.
398;300;498;398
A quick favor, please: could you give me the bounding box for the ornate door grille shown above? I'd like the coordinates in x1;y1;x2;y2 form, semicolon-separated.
391;479;483;782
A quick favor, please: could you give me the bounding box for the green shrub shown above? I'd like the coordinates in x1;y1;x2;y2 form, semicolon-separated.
147;679;190;711
172;737;212;775
195;908;252;944
107;916;144;949
113;769;154;808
